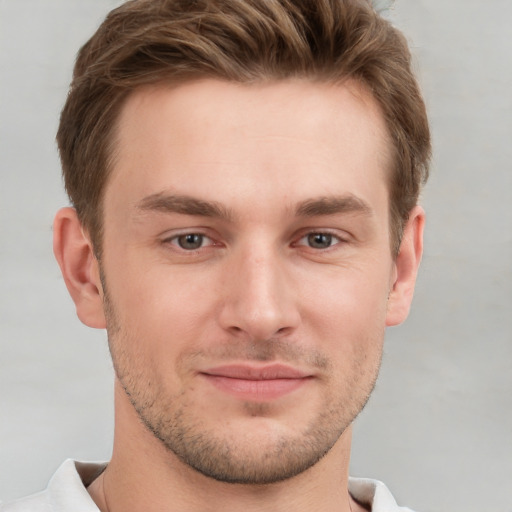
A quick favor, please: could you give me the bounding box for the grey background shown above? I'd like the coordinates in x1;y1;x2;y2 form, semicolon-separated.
0;1;511;511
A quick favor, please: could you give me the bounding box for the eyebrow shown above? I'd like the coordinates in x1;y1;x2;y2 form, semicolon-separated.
136;193;234;221
136;192;372;221
295;195;372;217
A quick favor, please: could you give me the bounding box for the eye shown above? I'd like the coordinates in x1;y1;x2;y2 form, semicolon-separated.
297;232;341;249
169;233;213;250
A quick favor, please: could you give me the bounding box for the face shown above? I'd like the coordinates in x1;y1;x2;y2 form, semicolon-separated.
99;79;397;483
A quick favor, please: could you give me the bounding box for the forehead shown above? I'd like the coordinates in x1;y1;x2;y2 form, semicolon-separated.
107;78;391;217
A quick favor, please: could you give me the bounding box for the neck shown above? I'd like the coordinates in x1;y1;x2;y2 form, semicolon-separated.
88;382;360;512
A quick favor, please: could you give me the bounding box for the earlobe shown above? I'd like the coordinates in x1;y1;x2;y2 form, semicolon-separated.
386;205;425;327
53;207;106;329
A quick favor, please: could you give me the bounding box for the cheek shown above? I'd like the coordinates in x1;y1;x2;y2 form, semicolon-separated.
297;263;389;366
103;268;209;396
300;262;390;326
105;254;220;351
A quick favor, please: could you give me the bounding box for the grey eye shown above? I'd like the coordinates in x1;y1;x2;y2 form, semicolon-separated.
307;233;333;249
177;234;204;250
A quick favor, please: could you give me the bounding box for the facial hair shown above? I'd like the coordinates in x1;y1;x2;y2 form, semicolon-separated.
101;275;382;485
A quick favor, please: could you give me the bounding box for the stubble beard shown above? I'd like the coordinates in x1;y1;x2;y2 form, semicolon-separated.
102;284;382;485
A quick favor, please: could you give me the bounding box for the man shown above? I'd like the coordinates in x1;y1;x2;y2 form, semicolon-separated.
1;0;430;511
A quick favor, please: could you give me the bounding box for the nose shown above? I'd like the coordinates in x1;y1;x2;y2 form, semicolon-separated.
218;246;300;341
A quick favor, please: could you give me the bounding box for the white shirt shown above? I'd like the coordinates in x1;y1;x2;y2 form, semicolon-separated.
0;460;415;511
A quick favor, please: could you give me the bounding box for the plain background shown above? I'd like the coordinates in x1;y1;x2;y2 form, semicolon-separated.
0;1;511;511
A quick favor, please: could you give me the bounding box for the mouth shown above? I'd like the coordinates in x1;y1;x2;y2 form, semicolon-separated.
200;364;313;401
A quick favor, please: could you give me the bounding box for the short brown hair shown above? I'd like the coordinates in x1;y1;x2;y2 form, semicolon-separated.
57;0;430;256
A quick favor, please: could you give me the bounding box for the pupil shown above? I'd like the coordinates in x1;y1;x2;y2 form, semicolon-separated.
308;233;332;249
179;234;202;249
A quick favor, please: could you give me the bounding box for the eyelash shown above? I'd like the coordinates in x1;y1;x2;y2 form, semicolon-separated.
294;232;344;250
163;230;345;252
165;233;216;251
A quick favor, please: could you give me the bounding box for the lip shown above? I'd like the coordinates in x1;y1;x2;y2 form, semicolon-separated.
200;364;312;401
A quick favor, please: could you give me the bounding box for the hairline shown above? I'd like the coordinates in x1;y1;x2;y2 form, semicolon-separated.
87;76;406;260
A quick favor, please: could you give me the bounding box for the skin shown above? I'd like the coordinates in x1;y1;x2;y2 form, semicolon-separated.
54;79;424;512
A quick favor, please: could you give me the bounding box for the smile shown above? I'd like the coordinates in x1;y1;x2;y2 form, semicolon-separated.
200;364;313;401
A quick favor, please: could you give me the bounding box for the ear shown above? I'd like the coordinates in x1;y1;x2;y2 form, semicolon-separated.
53;207;106;329
386;205;425;327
